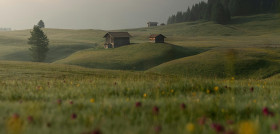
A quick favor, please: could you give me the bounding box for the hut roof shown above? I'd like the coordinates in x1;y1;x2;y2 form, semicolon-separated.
104;32;132;38
147;22;158;24
149;34;166;38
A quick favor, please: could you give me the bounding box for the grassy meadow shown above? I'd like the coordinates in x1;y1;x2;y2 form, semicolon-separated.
0;13;279;134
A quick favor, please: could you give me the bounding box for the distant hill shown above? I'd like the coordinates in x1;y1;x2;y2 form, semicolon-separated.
55;43;206;70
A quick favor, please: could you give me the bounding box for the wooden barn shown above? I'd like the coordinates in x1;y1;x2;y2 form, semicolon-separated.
147;22;158;27
103;32;132;48
149;34;166;43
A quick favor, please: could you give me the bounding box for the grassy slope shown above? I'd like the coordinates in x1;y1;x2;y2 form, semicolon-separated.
55;43;206;70
0;29;106;62
0;13;279;78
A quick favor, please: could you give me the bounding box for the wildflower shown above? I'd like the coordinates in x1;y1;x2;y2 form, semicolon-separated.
262;107;274;116
154;125;162;133
238;121;257;134
180;103;186;110
57;99;62;105
76;84;80;87
198;117;207;125
6;114;24;134
186;123;195;133
71;113;77;119
271;124;278;130
250;87;254;92
171;89;174;93
232;77;235;80
91;129;102;134
253;100;257;103
211;123;225;133
227;120;234;125
143;93;147;98
135;102;142;108
214;86;219;92
69;101;74;105
206;89;210;94
90;98;95;103
153;106;159;115
27;116;34;123
162;91;165;95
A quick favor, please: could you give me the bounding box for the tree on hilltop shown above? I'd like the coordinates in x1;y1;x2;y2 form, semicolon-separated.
28;25;49;62
37;20;45;28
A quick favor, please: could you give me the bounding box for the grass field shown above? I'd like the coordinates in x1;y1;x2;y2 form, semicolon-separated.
0;13;279;134
0;61;280;134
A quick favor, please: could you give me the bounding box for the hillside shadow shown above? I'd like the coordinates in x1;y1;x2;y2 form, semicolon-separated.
2;44;96;62
229;14;277;25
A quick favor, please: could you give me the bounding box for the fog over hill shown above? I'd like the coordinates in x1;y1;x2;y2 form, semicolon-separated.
0;0;205;30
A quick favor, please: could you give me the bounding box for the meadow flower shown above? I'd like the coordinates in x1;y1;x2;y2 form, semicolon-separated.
6;114;24;134
135;102;142;108
211;123;225;133
69;101;74;105
271;124;278;130
154;125;162;133
186;123;195;133
262;107;274;116
27;116;34;123
206;89;210;94
91;129;102;134
71;113;77;119
214;86;219;92
153;106;159;115
238;121;257;134
180;103;186;110
90;98;95;103
198;117;206;125
250;87;254;92
57;99;62;105
171;89;174;93
143;93;147;98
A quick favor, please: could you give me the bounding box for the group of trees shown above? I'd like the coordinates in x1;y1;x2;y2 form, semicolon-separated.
28;20;49;62
167;0;280;25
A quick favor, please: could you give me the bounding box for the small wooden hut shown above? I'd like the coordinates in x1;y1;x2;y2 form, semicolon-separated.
147;22;158;27
103;32;132;48
149;34;166;43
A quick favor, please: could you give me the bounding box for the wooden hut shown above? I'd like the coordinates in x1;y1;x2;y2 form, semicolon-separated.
147;22;158;27
149;34;166;43
103;32;132;48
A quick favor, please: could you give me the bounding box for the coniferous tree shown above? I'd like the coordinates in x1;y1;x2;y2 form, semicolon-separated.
28;25;49;62
211;0;231;24
37;20;45;28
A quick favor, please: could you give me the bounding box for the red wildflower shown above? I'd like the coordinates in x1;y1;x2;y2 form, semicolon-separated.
71;113;77;119
153;106;159;115
211;123;225;133
271;124;278;130
57;99;62;105
69;101;74;105
198;117;207;125
250;87;254;92
262;107;274;116
27;116;34;123
91;129;102;134
180;103;186;110
135;102;142;108
154;125;162;133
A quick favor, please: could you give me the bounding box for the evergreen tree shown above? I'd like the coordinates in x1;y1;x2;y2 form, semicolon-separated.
211;0;231;24
37;20;45;28
28;25;49;62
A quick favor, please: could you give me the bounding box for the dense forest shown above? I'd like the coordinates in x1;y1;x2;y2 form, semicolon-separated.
167;0;280;25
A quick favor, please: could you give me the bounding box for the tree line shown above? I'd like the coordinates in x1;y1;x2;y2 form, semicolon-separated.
167;0;280;25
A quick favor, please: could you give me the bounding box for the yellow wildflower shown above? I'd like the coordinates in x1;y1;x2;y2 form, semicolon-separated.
143;93;147;98
186;123;195;133
214;86;219;92
232;77;235;80
238;121;258;134
90;98;95;103
6;114;23;134
171;89;174;93
206;89;210;94
76;84;80;87
253;100;257;103
162;91;165;95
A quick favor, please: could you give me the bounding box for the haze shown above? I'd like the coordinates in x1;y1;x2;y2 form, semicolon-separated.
0;0;204;30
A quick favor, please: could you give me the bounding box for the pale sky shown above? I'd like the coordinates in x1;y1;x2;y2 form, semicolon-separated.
0;0;204;30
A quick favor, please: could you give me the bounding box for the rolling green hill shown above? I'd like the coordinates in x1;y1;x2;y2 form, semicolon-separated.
0;13;279;78
55;43;206;70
